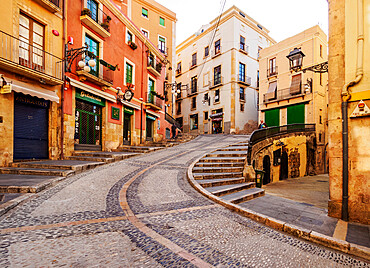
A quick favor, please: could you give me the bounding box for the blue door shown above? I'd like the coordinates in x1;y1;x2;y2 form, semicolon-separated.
14;94;49;160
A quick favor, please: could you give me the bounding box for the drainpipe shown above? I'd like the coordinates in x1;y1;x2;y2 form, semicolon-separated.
340;0;364;221
140;40;146;144
61;0;67;160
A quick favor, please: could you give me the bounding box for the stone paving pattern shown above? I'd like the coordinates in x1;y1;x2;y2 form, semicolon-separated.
0;135;368;267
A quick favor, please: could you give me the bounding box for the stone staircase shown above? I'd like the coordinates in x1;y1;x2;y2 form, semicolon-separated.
191;141;264;205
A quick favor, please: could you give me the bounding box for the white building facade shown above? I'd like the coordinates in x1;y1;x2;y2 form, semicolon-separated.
174;6;275;134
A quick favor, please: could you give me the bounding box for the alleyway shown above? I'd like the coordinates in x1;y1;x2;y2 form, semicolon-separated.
0;136;367;267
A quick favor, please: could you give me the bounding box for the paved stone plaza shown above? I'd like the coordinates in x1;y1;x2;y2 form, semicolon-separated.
0;136;368;267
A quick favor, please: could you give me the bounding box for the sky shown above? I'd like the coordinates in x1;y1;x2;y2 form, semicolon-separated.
154;0;329;45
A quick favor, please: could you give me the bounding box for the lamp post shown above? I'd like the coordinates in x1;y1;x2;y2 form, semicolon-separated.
286;47;328;73
64;43;96;73
164;81;188;115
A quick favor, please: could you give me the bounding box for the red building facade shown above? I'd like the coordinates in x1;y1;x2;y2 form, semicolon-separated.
63;0;170;156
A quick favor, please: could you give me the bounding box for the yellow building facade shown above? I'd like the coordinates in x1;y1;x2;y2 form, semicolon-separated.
0;0;64;166
328;0;369;224
258;26;328;177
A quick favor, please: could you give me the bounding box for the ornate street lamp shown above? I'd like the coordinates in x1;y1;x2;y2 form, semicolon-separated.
64;43;97;73
287;48;328;73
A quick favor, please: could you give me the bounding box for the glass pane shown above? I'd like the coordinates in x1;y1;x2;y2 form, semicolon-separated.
33;23;43;35
19;15;29;28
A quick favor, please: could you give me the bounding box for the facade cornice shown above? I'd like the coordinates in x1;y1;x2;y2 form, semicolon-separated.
132;0;176;21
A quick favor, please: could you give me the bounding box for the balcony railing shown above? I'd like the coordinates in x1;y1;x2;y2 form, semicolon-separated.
81;1;111;37
0;30;63;82
267;66;278;77
147;91;163;110
263;86;309;103
147;57;162;76
238;74;251;86
75;53;114;86
209;76;223;88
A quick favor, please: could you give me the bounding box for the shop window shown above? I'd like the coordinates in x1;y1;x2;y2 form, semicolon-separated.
190;114;198;130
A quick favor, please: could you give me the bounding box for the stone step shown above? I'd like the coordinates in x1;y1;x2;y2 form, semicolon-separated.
194;162;244;168
206;151;248;158
229;142;249;147
196;177;246;188
221;187;265;204
72;151;139;160
0;174;65;193
217;146;249;152
192;166;243;173
193;171;243;180
12;160;104;171
205;182;256;197
67;156;115;163
198;157;245;163
0;167;74;177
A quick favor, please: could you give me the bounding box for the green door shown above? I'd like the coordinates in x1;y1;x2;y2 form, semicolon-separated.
287;104;305;124
265;108;280;127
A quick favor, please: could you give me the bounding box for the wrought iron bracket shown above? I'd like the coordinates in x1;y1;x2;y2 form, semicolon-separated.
301;61;328;73
64;43;89;73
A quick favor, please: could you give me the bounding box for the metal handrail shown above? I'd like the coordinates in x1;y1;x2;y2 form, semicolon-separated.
0;30;63;80
247;123;316;164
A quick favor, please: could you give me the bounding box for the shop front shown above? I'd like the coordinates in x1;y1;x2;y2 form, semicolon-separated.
74;89;105;151
146;114;156;141
14;93;50;160
210;109;223;134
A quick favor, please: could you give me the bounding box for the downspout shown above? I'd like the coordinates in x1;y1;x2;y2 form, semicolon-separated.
140;41;146;144
61;0;67;160
340;0;364;221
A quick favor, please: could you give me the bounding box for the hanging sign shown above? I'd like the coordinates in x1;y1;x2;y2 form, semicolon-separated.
350;100;370;118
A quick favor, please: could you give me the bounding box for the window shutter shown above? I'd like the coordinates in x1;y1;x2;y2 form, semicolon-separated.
142;8;148;17
265;81;277;100
290;74;302;95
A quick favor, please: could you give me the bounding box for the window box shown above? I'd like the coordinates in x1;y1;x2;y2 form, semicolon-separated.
128;41;138;50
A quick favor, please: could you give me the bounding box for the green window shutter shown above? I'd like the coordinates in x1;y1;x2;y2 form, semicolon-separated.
142;8;148;17
159;36;165;43
287;104;305;124
160;17;165;26
265;108;280;127
126;63;133;84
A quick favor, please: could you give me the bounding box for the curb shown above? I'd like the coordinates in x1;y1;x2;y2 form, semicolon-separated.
186;145;370;261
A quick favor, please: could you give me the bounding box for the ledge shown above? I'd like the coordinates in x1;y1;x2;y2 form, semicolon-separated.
32;0;61;13
80;15;111;38
145;102;161;111
76;70;113;87
147;66;161;77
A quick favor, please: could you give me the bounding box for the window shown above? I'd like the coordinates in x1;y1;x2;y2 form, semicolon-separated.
191;53;197;67
85;35;99;76
190;114;198;130
239;63;246;82
159;17;165;26
148;53;155;68
258;46;262;58
158;36;166;54
320;44;323;58
19;14;45;70
204;111;209;120
240;87;245;101
204;46;209;57
257;70;260;88
290;74;302;95
176;83;182;99
176;62;181;75
191;76;197;93
127;31;133;43
148;77;155;103
240;103;244;112
215;89;220;103
268;57;277;76
240;36;245;50
215;39;221;54
142;7;148;18
87;0;98;22
142;29;149;38
176;101;181;115
191;96;196;110
214;65;221;85
125;63;133;84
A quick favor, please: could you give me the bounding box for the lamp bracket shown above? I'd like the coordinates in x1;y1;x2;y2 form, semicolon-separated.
64;43;90;73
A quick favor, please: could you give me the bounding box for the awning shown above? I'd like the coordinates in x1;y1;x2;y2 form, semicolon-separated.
5;77;59;103
290;74;302;95
146;109;159;118
212;117;223;122
69;78;116;103
265;81;277;100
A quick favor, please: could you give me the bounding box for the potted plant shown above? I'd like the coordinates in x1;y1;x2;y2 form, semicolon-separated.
100;22;109;31
128;41;137;50
81;8;91;17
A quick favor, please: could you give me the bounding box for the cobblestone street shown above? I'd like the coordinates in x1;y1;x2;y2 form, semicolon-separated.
0;136;368;267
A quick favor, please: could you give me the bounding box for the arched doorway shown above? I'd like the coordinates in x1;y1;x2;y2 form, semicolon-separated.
280;151;288;180
263;155;271;185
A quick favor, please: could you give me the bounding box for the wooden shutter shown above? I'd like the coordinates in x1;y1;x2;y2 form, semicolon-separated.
265;81;277;100
290;74;302;95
